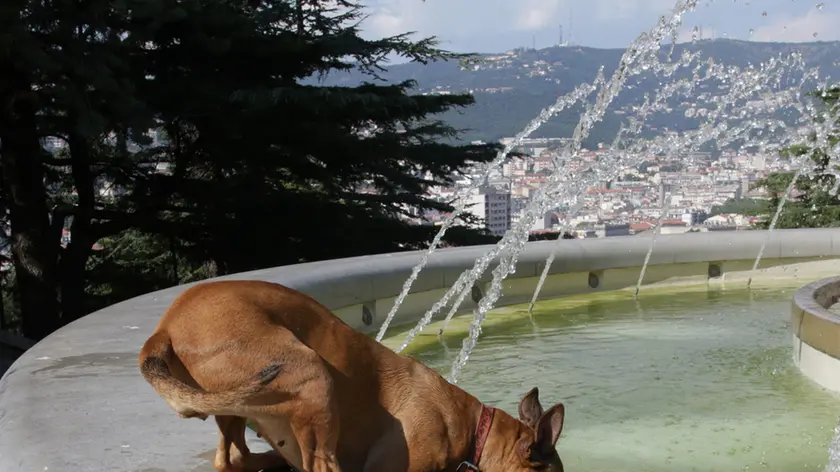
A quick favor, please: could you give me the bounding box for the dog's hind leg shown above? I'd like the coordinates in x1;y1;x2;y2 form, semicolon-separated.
251;328;343;472
213;415;291;472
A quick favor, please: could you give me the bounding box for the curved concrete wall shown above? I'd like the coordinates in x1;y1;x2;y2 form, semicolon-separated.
1;228;840;472
792;275;840;393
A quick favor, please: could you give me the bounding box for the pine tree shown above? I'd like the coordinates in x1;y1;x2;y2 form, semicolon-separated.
0;0;158;337
122;0;501;272
0;0;502;339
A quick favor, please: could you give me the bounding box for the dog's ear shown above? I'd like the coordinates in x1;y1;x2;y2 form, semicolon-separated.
534;402;565;456
518;387;543;428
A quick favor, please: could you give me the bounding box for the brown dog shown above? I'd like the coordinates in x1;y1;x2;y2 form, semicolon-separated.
138;280;566;472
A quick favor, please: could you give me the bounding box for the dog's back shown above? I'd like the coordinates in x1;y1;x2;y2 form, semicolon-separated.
165;279;406;388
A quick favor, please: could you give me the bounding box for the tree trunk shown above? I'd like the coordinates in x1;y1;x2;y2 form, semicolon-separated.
58;239;91;322
0;85;61;340
0;278;6;331
296;0;305;35
58;130;96;323
169;236;179;282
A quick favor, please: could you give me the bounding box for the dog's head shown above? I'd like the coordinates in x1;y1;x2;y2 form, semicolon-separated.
481;387;565;472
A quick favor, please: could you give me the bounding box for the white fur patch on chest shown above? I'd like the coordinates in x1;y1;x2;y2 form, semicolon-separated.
252;416;304;471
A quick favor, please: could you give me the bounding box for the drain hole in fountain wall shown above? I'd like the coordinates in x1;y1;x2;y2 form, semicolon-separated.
471;285;483;303
588;272;600;289
708;263;722;279
362;305;373;326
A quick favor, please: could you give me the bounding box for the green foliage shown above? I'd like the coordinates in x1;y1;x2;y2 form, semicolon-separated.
751;171;840;229
709;198;765;217
751;87;840;229
527;231;576;241
115;0;503;271
619;174;645;182
84;229;213;314
0;267;20;332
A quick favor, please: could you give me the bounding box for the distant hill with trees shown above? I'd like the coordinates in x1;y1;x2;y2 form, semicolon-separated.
312;40;840;147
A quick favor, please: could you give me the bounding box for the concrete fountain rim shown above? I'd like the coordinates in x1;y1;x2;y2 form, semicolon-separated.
793;275;840;324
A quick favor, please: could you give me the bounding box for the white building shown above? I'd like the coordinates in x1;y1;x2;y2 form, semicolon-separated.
464;185;512;236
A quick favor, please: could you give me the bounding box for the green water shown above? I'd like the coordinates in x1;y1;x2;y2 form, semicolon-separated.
382;286;840;472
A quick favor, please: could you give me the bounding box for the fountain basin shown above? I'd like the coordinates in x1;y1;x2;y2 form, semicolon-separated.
1;229;840;472
792;275;840;393
382;287;840;471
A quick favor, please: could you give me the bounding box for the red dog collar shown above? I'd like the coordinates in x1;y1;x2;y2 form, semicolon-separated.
456;405;496;472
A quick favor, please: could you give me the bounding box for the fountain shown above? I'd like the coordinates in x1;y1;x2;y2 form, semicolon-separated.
382;286;840;471
634;193;671;298
376;0;840;468
381;5;836;381
1;1;839;471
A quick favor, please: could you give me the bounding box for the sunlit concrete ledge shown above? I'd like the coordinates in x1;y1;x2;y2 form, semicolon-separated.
792;275;840;394
2;228;840;472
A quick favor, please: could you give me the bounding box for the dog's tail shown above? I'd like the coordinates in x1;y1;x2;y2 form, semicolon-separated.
138;331;282;419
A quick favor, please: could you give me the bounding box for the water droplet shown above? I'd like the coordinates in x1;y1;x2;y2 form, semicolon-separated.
816;2;824;10
762;10;768;16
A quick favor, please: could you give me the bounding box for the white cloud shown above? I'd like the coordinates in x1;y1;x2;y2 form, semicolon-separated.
514;0;562;31
365;10;406;38
751;8;840;42
363;0;423;37
360;0;840;52
362;0;680;43
363;0;491;39
593;0;674;23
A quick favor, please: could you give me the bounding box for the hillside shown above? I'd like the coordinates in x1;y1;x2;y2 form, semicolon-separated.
311;39;840;148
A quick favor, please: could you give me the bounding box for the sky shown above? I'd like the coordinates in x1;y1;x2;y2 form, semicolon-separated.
359;0;837;53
